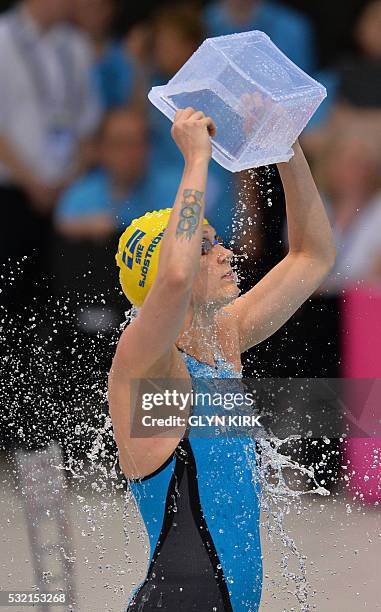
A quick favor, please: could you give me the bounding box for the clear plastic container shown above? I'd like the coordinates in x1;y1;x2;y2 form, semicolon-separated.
148;30;326;172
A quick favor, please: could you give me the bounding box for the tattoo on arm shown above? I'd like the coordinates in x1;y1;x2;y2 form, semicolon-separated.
175;189;204;239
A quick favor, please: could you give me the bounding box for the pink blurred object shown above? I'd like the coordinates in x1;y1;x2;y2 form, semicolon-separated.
341;286;381;503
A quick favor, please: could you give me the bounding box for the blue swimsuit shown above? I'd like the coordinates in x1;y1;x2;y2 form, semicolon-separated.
126;349;263;611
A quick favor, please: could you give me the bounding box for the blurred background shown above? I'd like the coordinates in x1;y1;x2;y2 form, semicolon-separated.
0;0;380;609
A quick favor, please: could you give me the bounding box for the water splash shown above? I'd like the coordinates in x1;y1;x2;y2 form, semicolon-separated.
245;435;329;610
230;168;331;609
1;214;379;612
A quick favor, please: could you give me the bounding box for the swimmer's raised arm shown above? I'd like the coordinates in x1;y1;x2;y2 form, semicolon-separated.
154;108;216;283
224;140;337;353
113;108;216;375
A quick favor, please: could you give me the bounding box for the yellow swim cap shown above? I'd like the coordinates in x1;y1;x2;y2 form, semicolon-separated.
115;208;209;306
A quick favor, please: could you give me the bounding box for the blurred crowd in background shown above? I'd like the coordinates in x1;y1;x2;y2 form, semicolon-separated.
0;0;380;490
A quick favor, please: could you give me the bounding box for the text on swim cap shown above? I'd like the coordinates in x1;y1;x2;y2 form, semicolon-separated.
139;231;165;287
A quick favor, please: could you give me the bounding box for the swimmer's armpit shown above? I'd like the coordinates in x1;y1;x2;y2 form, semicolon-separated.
175;189;204;240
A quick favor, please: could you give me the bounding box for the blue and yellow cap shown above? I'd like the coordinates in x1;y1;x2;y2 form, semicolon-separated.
116;208;209;306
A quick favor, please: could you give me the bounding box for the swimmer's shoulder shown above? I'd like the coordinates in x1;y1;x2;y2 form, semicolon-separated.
137;344;190;380
110;337;189;387
108;342;190;481
108;345;186;423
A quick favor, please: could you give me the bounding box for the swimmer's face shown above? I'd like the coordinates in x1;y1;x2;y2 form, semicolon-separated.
192;225;240;307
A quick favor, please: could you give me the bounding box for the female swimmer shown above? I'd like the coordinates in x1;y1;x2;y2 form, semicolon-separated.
108;108;336;611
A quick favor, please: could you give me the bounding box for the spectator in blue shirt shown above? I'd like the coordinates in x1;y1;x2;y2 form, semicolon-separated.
55;106;237;245
148;5;205;172
203;0;316;73
55;108;180;239
147;5;237;244
73;0;137;110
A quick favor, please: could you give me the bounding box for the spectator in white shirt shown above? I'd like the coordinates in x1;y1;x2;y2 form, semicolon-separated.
312;129;381;294
0;0;101;328
283;128;381;294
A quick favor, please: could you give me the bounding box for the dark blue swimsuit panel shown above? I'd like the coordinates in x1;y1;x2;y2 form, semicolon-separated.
126;351;262;611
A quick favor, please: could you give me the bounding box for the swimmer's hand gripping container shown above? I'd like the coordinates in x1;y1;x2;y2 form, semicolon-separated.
148;30;326;172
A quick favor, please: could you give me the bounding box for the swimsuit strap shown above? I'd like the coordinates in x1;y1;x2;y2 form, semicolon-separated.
176;345;219;370
176;345;242;378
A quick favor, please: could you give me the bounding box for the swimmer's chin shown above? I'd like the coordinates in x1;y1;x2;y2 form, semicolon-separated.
228;286;241;302
215;283;240;307
225;276;240;295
